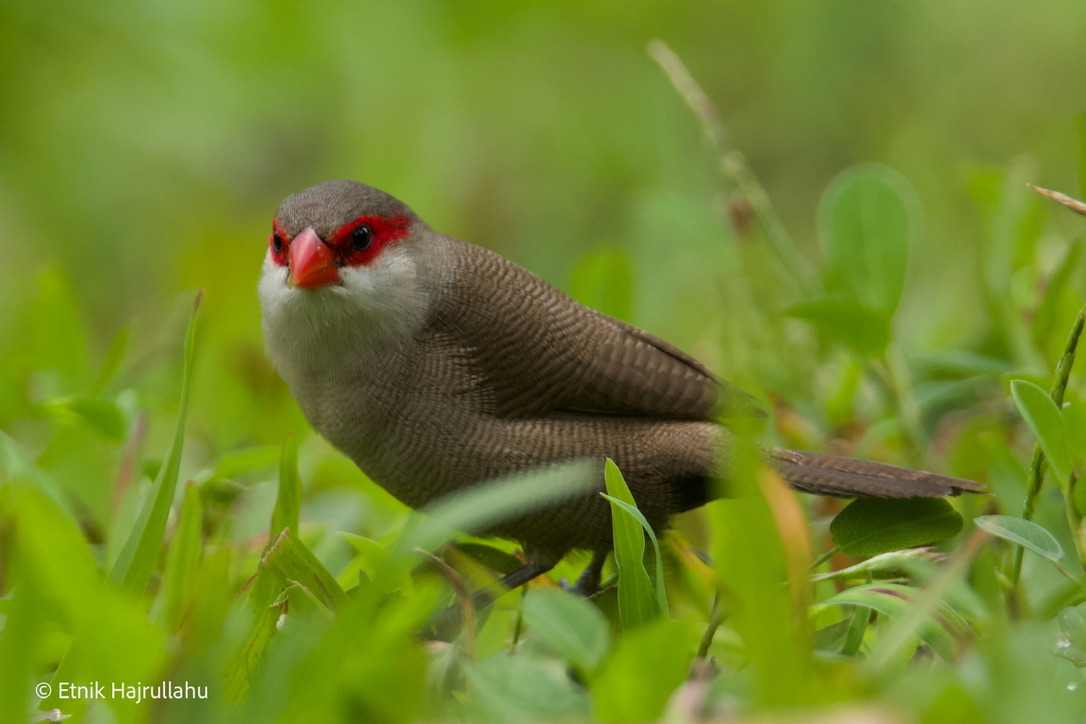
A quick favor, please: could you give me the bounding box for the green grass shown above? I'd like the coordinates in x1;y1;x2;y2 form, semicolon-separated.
5;4;1086;721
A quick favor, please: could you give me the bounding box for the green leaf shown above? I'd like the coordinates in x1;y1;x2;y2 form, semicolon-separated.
812;619;851;653
1011;379;1072;485
154;482;203;628
197;445;281;482
1074;478;1086;520
817;163;917;313
601;494;668;615
810;547;948;583
841;606;871;656
40;395;127;441
603;460;663;628
0;431;70;512
111;291;201;595
1057;603;1086;666
9;484;165;718
830;498;963;556
814;583;968;662
913;349;1015;378
464;651;589;722
590;618;696;722
259;529;350;611
522;589;611;673
342;532;390;561
270;434;301;537
975;514;1064;561
338;533;390;589
783;296;891;355
224;529;350;702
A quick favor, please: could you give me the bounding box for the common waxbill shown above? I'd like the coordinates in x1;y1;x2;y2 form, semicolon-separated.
258;180;983;593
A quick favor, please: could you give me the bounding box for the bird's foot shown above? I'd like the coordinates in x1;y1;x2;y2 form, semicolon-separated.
559;551;608;597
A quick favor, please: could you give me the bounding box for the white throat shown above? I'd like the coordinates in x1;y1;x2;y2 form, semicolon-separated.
258;244;431;384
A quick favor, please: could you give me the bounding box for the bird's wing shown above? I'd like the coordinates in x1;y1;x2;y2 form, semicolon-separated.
432;239;753;420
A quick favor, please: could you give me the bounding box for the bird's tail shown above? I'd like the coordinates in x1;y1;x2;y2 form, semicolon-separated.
769;447;985;498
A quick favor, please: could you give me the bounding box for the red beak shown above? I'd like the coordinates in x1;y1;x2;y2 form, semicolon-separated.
288;227;341;289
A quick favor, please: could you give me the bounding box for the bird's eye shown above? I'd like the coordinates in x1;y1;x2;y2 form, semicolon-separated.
271;229;284;254
351;225;373;251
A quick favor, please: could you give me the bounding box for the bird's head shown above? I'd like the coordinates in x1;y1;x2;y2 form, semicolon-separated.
265;179;422;289
259;180;435;361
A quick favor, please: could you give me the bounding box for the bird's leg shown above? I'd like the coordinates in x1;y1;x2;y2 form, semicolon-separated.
467;559;556;611
426;553;558;641
563;550;608;597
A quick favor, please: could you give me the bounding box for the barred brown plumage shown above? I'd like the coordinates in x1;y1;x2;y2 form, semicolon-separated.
258;179;984;605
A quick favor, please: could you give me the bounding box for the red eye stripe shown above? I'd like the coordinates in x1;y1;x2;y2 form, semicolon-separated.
269;218;291;266
328;214;411;266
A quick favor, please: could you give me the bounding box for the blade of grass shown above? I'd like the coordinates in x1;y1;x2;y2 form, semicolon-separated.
601;493;668;618
111;290;202;595
225;529;349;702
153;482;203;629
270;434;301;537
603;460;664;628
819;583;964;662
864;526;989;673
0;431;70;513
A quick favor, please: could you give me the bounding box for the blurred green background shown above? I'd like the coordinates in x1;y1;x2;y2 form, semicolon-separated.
5;0;1084;327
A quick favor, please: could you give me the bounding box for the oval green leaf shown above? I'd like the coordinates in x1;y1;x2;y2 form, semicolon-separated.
817;163;917;313
522;589;611;673
974;514;1064;561
1011;379;1072;485
830;497;963;556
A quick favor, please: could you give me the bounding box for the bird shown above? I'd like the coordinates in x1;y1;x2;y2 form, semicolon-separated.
258;179;984;598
